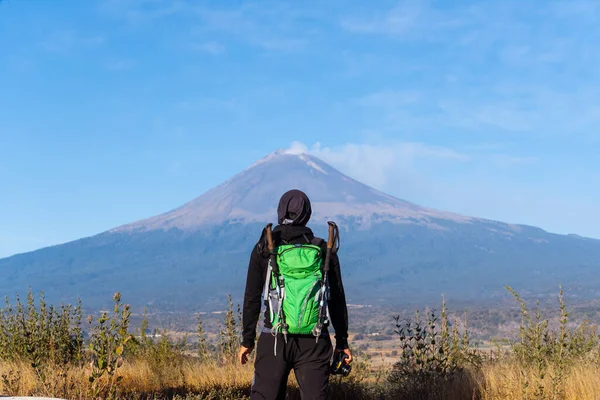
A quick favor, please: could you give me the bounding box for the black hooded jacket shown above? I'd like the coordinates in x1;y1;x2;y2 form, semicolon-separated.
241;224;349;350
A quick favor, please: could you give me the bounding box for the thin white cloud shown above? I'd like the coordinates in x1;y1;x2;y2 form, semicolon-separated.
284;141;309;155
488;154;539;167
280;141;539;213
355;85;600;137
430;176;600;239
284;141;590;237
191;41;226;55
340;0;467;40
102;1;308;52
106;59;135;71
191;4;308;52
6;54;34;73
99;0;185;24
550;0;600;18
40;30;104;53
176;97;238;112
285;141;470;190
358;90;420;109
340;0;600;76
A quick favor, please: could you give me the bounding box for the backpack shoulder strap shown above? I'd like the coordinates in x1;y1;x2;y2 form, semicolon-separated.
310;236;325;247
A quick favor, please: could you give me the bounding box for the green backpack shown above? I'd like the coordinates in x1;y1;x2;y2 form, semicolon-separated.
263;238;328;337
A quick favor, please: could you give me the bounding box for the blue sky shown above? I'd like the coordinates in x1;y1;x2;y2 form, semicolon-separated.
1;0;599;258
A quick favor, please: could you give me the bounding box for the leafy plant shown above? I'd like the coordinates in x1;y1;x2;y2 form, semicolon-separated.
197;313;210;361
505;285;600;400
87;292;133;400
217;295;240;363
387;297;482;399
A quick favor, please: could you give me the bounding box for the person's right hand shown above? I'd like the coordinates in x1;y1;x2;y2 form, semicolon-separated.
238;345;254;365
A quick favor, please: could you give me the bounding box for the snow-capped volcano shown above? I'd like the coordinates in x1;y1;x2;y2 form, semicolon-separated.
111;149;472;233
2;148;600;311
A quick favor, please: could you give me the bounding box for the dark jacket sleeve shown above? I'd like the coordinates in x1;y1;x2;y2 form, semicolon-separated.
327;251;349;349
241;243;265;348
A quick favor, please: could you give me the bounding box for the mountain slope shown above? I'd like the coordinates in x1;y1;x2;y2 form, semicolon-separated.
1;150;599;310
110;149;472;232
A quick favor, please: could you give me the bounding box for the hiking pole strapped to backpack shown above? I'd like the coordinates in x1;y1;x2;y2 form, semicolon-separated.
312;221;339;342
264;223;289;347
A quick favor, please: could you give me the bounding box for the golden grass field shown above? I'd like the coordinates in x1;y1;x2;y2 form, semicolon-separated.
2;288;600;399
3;355;600;399
479;362;600;400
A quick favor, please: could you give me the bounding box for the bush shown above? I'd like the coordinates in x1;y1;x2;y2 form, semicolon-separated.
0;289;83;366
386;297;483;399
504;285;600;399
0;289;84;397
87;292;134;400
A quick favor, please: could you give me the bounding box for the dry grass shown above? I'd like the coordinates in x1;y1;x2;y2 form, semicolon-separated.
0;359;255;399
5;358;600;400
479;361;600;400
119;359;254;393
3;287;600;399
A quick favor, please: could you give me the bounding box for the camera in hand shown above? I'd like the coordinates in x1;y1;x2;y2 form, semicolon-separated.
330;351;352;377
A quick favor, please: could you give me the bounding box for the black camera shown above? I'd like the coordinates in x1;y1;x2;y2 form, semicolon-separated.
330;351;352;377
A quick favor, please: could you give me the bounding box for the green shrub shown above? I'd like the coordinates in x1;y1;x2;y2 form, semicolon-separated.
386;297;483;399
0;288;84;397
506;285;600;399
87;291;134;400
0;288;83;366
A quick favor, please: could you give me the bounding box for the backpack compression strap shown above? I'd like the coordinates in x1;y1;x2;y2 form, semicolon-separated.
313;221;338;340
264;224;289;346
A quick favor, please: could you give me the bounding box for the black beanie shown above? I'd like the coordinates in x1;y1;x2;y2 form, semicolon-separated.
277;189;312;226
